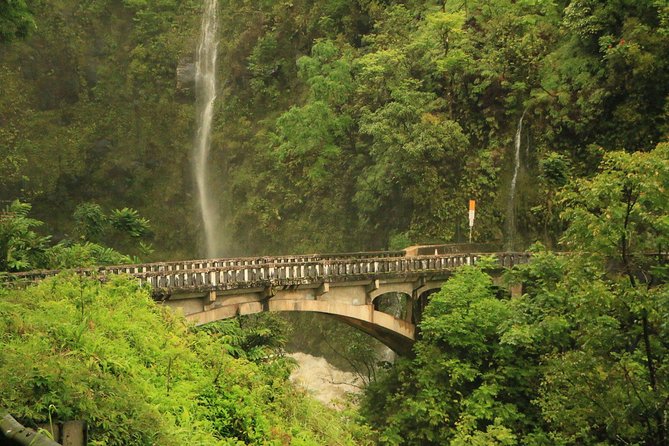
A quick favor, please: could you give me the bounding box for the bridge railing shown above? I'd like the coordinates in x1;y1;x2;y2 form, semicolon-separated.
4;252;531;291
55;250;409;275
133;252;531;291
0;251;402;283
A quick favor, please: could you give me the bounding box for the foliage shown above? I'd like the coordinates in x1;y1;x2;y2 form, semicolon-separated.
1;0;669;439
0;0;34;42
0;200;150;272
2;2;668;444
200;313;291;362
0;275;373;445
363;265;529;445
532;152;571;247
363;145;669;444
73;203;108;240
72;202;153;255
108;208;151;239
561;142;669;274
365;250;669;445
215;0;668;253
0;0;667;256
0;200;51;271
44;242;135;269
0;0;200;259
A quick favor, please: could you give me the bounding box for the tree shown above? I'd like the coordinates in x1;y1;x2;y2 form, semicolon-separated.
0;201;50;271
0;274;373;445
72;203;152;259
533;152;571;247
0;0;35;42
363;144;669;445
0;200;152;272
561;142;669;279
550;142;669;444
363;264;537;445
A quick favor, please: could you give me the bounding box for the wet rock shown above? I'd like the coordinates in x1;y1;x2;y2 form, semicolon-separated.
176;56;196;101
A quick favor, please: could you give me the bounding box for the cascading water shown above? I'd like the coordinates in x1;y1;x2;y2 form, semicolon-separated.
506;109;527;250
193;0;221;258
288;352;362;407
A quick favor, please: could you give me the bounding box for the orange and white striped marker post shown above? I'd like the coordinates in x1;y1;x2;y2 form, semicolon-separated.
468;200;476;243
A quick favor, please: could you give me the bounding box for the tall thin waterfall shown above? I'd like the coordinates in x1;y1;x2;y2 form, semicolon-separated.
506;110;527;250
193;0;220;258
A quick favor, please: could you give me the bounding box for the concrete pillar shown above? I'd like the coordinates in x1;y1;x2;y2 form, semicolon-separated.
405;296;413;324
315;282;329;298
365;279;380;304
61;421;86;446
509;283;523;298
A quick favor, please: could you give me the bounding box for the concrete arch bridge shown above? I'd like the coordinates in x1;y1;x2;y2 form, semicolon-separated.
13;247;530;355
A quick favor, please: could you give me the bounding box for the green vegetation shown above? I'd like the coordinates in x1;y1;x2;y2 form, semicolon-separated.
362;144;669;445
0;275;372;445
364;247;669;444
0;0;202;259
0;200;151;271
213;0;669;252
0;202;373;444
1;0;666;256
0;0;34;42
1;0;668;444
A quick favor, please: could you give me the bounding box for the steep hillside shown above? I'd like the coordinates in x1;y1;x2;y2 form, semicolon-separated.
1;0;667;258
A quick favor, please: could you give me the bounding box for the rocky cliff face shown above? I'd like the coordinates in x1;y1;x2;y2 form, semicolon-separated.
0;0;202;259
176;56;196;100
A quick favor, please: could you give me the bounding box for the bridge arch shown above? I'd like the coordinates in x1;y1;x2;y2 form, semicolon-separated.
410;281;445;325
185;299;416;355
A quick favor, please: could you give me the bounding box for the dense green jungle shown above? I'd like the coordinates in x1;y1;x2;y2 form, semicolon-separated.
1;0;669;445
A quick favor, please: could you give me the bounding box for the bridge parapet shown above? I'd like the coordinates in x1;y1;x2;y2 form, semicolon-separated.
9;250;408;278
119;248;407;272
6;252;530;295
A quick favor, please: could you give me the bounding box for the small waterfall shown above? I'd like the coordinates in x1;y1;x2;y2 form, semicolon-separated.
288;352;362;407
193;0;221;258
506;109;527;250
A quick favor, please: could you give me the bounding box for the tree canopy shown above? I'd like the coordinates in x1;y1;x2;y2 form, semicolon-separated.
0;0;34;42
362;143;669;445
1;0;667;256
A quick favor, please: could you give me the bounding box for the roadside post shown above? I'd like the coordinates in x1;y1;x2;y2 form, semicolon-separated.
468;200;476;243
